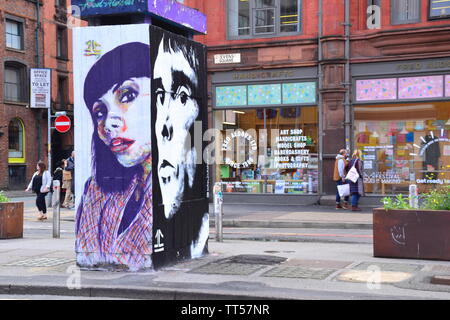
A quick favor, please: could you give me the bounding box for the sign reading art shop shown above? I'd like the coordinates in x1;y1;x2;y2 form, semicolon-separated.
274;129;311;169
30;68;51;109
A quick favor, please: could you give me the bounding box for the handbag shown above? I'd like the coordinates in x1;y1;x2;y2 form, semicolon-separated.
345;160;360;183
45;192;53;208
337;183;350;197
63;170;72;180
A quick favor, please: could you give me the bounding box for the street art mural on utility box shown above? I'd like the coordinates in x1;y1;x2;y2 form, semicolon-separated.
73;24;208;271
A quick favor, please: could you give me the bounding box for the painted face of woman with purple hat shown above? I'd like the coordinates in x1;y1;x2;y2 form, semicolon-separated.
92;77;151;167
84;42;152;169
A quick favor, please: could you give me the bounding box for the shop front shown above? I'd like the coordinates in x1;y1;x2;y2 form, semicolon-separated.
353;58;450;196
212;67;320;204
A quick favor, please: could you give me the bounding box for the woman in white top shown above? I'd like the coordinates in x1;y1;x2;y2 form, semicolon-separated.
26;161;52;220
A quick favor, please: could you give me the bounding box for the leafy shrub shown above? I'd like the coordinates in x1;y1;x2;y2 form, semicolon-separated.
381;194;413;210
381;186;450;211
420;186;450;211
0;191;10;203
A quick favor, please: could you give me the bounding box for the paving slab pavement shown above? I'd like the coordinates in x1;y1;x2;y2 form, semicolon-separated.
2;193;449;299
7;192;374;229
1;235;450;300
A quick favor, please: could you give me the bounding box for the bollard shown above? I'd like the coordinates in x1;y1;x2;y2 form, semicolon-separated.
52;180;61;238
213;182;223;242
409;184;418;209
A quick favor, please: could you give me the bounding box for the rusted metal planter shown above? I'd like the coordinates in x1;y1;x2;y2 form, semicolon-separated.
373;208;450;261
0;202;24;239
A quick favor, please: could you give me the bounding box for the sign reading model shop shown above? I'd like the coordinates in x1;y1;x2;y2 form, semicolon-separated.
30;68;51;109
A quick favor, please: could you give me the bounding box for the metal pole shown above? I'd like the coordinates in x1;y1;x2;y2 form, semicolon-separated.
35;0;42;161
344;0;352;152
318;0;323;198
409;184;418;209
214;182;223;242
48;108;52;174
52;180;60;238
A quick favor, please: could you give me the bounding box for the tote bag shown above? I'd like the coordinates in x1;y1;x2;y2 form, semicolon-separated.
345;161;360;183
337;183;350;197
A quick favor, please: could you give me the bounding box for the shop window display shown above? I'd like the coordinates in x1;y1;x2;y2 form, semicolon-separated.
354;102;450;194
214;106;319;194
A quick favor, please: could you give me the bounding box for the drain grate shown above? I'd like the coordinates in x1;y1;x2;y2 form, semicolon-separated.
3;257;75;267
262;266;336;280
189;255;286;276
189;262;265;276
225;255;287;265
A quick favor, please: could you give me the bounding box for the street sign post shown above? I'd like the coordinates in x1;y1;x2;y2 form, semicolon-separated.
54;115;71;133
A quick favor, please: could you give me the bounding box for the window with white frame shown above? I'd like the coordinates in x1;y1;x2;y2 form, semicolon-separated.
391;0;420;24
6;19;24;50
228;0;301;38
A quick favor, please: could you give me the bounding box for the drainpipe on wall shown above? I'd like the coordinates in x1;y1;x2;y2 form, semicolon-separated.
344;0;352;152
35;0;42;161
317;0;324;203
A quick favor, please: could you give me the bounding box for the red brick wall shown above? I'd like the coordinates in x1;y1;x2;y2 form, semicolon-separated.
186;0;450;195
0;0;47;189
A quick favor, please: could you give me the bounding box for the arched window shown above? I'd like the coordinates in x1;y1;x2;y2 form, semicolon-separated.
8;118;25;163
4;61;28;103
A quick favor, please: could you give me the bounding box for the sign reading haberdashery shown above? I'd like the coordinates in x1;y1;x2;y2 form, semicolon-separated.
30;68;51;109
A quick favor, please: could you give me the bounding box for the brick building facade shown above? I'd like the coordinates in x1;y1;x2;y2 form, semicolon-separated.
43;0;84;171
0;0;80;190
0;0;46;190
187;0;450;203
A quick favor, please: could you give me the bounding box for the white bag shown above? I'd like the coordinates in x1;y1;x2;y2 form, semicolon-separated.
45;192;53;208
345;162;360;183
337;183;350;197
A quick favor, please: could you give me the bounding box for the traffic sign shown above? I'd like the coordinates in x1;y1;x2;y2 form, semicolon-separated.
54;115;71;133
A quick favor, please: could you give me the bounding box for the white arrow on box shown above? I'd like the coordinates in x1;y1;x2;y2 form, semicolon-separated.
154;229;164;253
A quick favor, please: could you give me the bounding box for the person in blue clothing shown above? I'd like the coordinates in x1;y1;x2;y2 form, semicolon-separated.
346;149;365;211
333;149;349;209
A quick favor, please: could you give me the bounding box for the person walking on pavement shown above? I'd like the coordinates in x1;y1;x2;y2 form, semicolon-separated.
25;161;52;221
62;152;75;209
346;149;365;211
334;149;349;209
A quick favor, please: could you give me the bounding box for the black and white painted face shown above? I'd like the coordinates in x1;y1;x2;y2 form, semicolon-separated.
153;38;199;219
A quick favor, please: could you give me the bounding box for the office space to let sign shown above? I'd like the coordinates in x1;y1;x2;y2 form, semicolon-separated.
30;68;51;108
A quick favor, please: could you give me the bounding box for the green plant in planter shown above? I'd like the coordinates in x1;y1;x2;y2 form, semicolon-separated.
421;186;450;211
381;194;412;210
0;191;10;203
382;186;450;211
